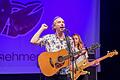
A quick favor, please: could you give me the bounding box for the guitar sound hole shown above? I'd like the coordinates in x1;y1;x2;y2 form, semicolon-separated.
58;56;64;62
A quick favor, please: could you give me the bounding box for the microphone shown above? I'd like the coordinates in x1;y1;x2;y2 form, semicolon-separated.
64;28;70;34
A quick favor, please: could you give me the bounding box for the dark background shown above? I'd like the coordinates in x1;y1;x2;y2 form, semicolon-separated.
99;0;120;80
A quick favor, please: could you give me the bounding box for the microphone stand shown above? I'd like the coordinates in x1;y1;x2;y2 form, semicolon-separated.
64;29;74;80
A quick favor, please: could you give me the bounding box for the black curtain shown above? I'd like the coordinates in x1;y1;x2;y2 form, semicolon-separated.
100;0;120;80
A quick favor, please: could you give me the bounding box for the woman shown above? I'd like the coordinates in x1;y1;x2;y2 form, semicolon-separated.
71;33;89;80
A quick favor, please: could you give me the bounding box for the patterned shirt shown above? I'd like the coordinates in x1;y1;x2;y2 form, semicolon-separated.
40;34;74;75
40;34;74;52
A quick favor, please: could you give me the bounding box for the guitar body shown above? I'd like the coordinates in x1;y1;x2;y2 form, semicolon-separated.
70;59;88;80
73;70;88;80
38;49;70;76
37;43;101;77
73;66;89;80
72;50;118;80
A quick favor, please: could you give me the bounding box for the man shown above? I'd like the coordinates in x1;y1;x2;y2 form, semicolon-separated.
30;16;74;80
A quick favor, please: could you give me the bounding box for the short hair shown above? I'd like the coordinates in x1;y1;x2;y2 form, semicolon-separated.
52;16;62;30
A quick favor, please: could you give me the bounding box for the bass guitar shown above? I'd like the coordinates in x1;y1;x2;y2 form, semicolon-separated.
71;50;118;80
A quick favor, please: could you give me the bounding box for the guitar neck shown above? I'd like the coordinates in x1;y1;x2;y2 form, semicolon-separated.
81;54;110;69
63;49;84;61
63;44;100;61
97;54;109;62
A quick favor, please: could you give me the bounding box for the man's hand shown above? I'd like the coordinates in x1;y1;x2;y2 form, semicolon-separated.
30;23;48;44
40;23;48;30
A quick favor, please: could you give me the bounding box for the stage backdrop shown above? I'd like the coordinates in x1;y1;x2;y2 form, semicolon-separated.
0;0;100;74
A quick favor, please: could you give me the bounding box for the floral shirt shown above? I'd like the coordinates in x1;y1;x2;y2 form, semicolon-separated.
40;34;74;75
40;34;74;52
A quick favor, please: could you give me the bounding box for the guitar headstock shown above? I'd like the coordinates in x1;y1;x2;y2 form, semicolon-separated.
88;43;100;51
107;50;118;57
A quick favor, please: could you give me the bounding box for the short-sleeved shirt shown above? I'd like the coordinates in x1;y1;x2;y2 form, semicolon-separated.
40;34;74;75
40;34;74;52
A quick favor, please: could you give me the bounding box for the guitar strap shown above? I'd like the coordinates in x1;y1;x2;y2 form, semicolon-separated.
75;60;79;71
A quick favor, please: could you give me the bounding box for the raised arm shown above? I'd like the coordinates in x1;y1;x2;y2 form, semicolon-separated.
30;24;48;44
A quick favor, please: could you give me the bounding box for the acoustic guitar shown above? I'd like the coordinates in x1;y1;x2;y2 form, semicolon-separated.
38;43;100;76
